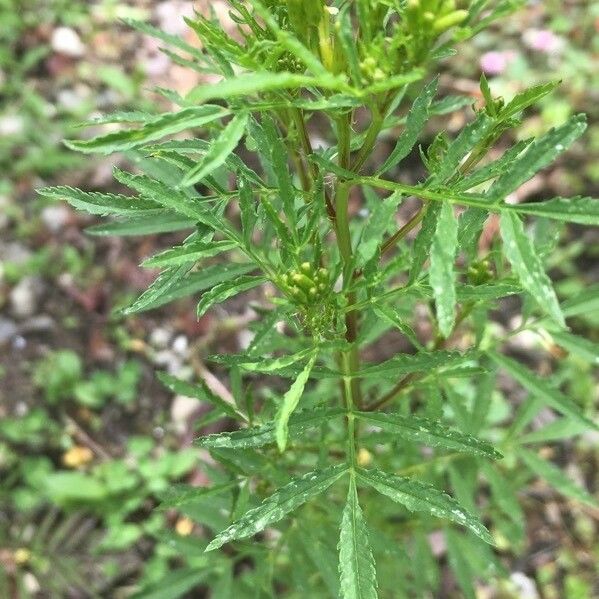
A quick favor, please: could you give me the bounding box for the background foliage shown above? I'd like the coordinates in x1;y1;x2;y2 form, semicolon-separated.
0;1;597;598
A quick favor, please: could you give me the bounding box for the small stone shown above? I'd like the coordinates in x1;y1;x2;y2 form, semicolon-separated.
15;402;28;417
9;277;45;319
56;88;85;112
23;573;40;594
41;205;71;233
153;349;182;374
170;394;201;428
0;114;25;136
19;315;55;334
12;335;27;350
510;572;540;599
0;317;18;346
51;27;85;58
149;327;173;349
2;242;32;265
171;334;188;356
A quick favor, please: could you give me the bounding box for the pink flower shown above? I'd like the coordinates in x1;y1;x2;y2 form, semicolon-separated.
480;51;514;76
523;29;564;54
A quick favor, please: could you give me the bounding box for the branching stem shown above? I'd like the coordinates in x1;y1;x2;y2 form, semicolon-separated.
334;113;363;467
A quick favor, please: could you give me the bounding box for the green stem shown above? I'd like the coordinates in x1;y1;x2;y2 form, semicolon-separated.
290;107;315;189
334;182;363;409
334;182;353;281
379;204;425;256
351;92;393;173
351;107;383;173
292;107;336;219
342;352;358;470
291;110;313;165
336;113;352;173
334;113;363;465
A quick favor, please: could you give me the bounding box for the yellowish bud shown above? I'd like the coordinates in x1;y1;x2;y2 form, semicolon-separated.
357;448;372;467
14;548;31;565
175;517;194;536
62;445;94;468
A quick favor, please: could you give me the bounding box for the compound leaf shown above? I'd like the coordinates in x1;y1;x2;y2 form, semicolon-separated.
488;351;596;429
430;202;458;338
181;112;249;187
143;240;238;268
338;478;378;599
500;212;564;327
357;468;493;543
377;78;438;175
205;465;347;551
355;413;501;459
513;196;599;226
196;408;344;449
490;114;586;200
38;186;159;216
187;71;348;103
276;351;318;451
66;105;229;154
196;275;266;318
358;191;403;265
518;448;598;508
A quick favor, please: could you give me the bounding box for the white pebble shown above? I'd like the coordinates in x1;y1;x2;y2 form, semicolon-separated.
171;334;189;356
41;205;71;233
9;277;44;319
51;27;85;58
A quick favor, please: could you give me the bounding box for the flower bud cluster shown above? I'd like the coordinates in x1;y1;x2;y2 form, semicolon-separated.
406;0;468;34
468;258;493;285
278;262;331;307
277;262;336;336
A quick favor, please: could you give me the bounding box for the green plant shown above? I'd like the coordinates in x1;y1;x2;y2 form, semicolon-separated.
0;0;85;180
0;407;204;596
0;0;148;186
32;350;141;408
39;1;599;597
0;506;108;598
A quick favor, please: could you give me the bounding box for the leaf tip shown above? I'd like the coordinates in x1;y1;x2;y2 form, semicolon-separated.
204;540;219;553
63;139;80;151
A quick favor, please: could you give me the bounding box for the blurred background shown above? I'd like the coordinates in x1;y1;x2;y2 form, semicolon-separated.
0;1;597;597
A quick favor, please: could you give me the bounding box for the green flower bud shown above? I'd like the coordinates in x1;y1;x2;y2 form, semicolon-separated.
438;0;456;16
292;272;317;291
433;10;468;33
291;286;309;304
316;268;329;282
